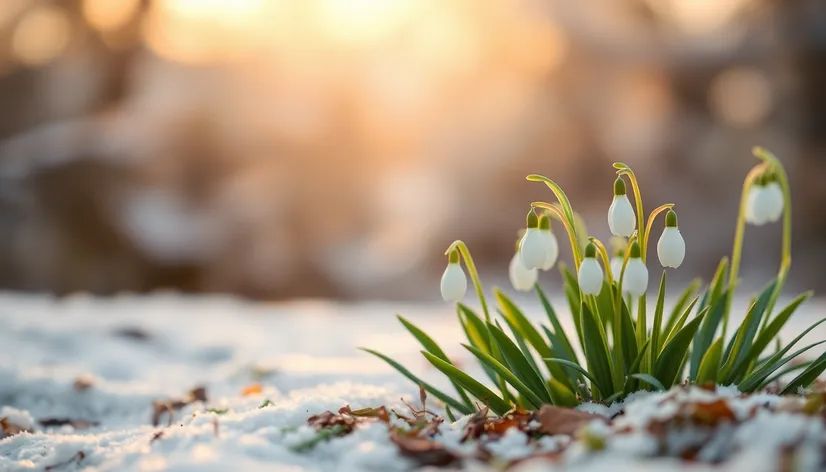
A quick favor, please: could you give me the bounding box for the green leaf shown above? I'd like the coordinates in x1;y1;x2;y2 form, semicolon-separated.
661;296;700;351
536;285;578;362
579;301;615;399
737;317;826;392
486;321;552;403
655;306;709;387
541;325;582;391
445;405;457;423
421;351;511;415
501;315;543;380
463;344;544;408
689;290;729;380
780;351;826;395
696;337;724;385
397;315;473;407
359;348;473;414
738;292;812;378
662;278;701;338
560;264;585;346
457;304;500;387
546;377;578;407
546;358;607;397
495;290;553;359
718;280;777;383
618;292;638;371
650;271;667;361
631;373;666;392
760;361;813;389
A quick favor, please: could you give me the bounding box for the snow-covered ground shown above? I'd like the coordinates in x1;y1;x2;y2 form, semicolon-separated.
1;292;825;471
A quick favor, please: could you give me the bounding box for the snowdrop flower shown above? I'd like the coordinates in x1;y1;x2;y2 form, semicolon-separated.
440;249;467;302
623;242;648;297
538;214;559;271
608;177;636;237
519;211;546;270
764;180;784;223
657;210;685;269
509;249;538;292
578;243;603;296
610;249;625;279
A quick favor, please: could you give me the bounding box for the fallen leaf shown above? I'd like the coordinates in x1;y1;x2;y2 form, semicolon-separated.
391;429;459;467
538;405;605;436
339;405;390;423
38;418;99;429
687;399;736;426
0;417;33;438
241;383;263;396
72;375;94;392
151;386;209;426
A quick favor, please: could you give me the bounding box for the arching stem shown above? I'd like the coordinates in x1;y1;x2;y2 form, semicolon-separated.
445;240;490;323
532;202;583;268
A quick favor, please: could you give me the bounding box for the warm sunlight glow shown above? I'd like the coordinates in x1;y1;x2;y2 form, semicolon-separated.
316;0;419;48
12;5;71;67
83;0;141;32
647;0;754;34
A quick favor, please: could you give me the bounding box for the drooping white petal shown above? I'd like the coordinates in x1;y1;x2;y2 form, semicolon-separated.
657;227;685;269
622;258;649;297
764;182;784;223
610;256;624;280
440;263;467;302
539;230;559;271
509;253;538;292
746;185;771;226
519;228;547;270
577;258;603;295
608;195;636;237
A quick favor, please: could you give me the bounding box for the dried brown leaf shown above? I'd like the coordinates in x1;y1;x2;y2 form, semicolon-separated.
538;405;604;436
391;429;459;467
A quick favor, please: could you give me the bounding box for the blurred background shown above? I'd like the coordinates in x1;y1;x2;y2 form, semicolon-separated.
0;0;823;300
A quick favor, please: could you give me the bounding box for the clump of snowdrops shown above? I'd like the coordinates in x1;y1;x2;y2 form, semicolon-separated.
362;147;824;418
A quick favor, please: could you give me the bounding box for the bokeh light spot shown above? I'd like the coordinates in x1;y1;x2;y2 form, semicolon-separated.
12;5;72;67
709;67;772;128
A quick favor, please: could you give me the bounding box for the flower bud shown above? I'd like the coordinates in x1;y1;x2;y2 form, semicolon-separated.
578;243;604;295
440;249;467;302
657;210;685;268
608;177;636;237
622;242;648;297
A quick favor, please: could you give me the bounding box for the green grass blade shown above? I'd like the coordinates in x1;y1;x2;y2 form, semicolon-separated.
421;351;511;415
718;280;777;383
397;315;473;407
619;294;639;371
578;301;615;399
560;264;585;346
495;290;553;359
780;351;826;395
738;292;812;378
695;337;724;385
760;361;813;390
486;321;552;403
546;358;606;397
650;271;667;362
535;284;578;362
445;405;457;423
655;306;709;387
662;278;701;338
501;315;543;379
463;344;544;408
737;317;826;392
689;290;729;380
541;325;582;391
631;373;666;392
546;377;578;407
661;296;700;351
457;304;501;388
359;348;473;414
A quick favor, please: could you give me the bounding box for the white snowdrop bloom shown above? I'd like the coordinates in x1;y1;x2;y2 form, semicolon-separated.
440;251;467;302
519;211;546;270
608;177;636;237
610;255;624;279
509;252;538;292
623;242;648;297
657;210;685;269
578;243;604;296
745;183;774;226
538;215;559;271
764;181;784;223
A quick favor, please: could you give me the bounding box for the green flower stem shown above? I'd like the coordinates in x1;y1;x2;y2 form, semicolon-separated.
725;162;767;340
532;202;583;268
643;203;675;258
588;237;614;286
527;174;584;266
445;240;490;323
753;147;793;321
589;237;624;392
614;163;647;261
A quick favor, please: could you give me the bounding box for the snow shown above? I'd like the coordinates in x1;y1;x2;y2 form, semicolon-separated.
2;293;826;471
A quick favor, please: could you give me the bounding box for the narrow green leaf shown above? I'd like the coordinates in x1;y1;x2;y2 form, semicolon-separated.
737;317;826;392
445;405;457;423
650;271;667;361
619;295;639;372
486;321;552;403
546;377;578;407
546;358;606;397
739;292;812;378
397;315;473;407
535;285;578;362
463;344;544;408
421;351;511;415
662;278;701;338
760;361;813;390
560;264;585;346
495;290;553;359
501;315;543;380
696;337;724;385
689;290;729;380
780;351;826;395
541;325;582;391
626;338;651;376
579;301;615;399
631;373;666;392
718;280;777;383
655;306;709;387
661;296;700;350
457;304;500;388
359;348;473;414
